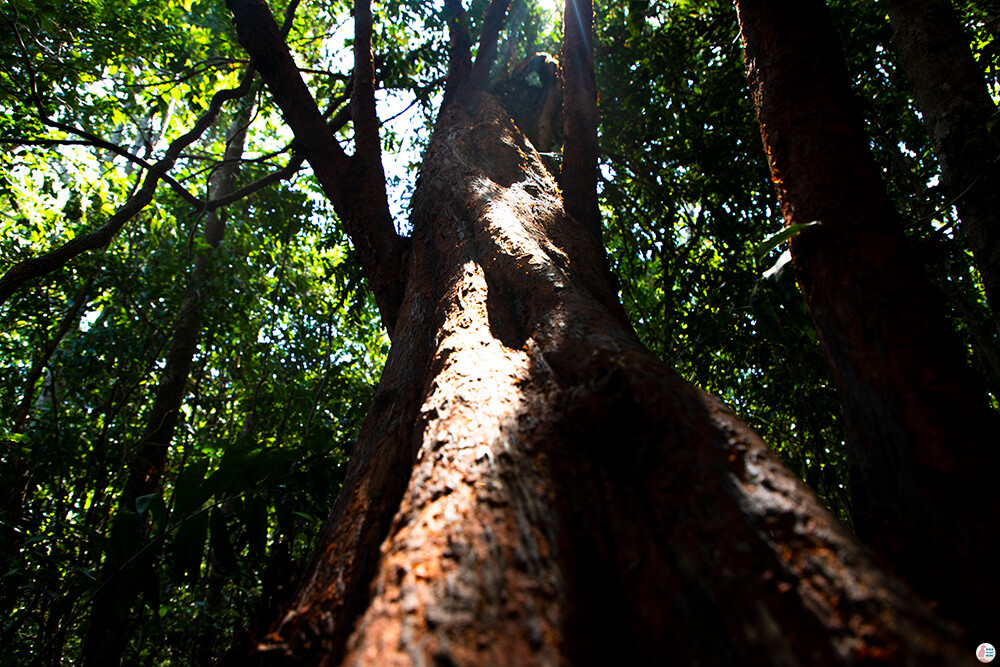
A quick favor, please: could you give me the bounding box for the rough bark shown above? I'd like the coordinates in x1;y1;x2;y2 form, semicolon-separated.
234;91;975;667
883;0;1000;325
82;99;254;667
737;0;1000;638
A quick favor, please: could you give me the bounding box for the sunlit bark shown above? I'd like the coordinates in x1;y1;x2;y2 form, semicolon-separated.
235;92;972;666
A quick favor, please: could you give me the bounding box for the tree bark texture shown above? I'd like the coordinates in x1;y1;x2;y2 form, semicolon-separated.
83;100;253;667
240;91;974;666
737;0;1000;638
883;0;1000;325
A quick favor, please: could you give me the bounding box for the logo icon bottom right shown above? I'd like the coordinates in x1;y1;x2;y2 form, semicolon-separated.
978;643;996;663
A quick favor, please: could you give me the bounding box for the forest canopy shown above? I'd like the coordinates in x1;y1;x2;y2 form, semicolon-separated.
1;0;997;663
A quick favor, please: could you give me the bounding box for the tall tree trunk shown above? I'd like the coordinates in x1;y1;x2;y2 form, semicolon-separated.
737;0;1000;638
236;91;974;666
883;0;1000;326
82;98;253;667
561;0;600;243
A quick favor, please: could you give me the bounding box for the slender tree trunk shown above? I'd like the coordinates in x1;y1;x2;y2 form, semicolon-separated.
737;0;1000;638
883;0;1000;326
561;0;600;243
82;99;253;667
233;90;975;666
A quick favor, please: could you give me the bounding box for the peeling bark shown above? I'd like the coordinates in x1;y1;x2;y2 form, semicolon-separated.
737;0;1000;638
240;92;975;667
883;0;1000;326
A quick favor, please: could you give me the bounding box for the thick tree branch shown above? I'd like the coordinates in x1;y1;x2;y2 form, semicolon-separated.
349;0;406;334
465;0;514;92
226;0;407;334
352;0;382;159
737;0;1000;636
883;0;1000;327
0;77;253;306
561;0;601;244
279;0;302;34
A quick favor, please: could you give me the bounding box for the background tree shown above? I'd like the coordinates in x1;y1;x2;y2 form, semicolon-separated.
737;0;999;637
882;0;1000;324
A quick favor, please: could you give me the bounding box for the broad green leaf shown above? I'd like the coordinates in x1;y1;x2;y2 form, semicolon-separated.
209;508;239;574
754;221;823;262
170;510;209;583
134;493;156;516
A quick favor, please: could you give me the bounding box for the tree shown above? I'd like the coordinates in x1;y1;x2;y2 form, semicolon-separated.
216;0;979;662
882;0;1000;325
83;94;256;667
1;0;995;663
737;0;999;638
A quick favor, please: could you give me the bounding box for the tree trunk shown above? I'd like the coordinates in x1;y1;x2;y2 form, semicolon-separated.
737;0;1000;639
83;99;253;667
237;91;973;666
561;0;601;243
883;0;1000;326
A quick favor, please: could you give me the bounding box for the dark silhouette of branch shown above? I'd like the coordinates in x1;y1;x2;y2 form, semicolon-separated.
227;0;407;334
465;0;514;92
0;138;96;148
206;153;305;211
562;0;601;243
0;76;255;306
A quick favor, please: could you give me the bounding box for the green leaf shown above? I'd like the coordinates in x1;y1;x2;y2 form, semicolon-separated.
2;432;31;444
209;509;239;574
134;493;156;516
170;510;209;583
172;459;210;516
754;221;822;262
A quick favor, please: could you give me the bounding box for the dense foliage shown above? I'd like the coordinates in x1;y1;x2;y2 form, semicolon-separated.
1;0;996;663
